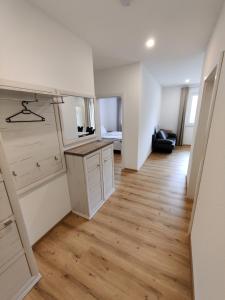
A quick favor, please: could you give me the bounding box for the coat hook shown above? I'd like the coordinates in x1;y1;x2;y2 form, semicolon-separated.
50;96;64;105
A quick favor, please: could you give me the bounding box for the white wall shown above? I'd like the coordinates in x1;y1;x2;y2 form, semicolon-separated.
99;97;118;132
95;63;161;170
138;65;161;169
191;3;225;299
159;87;181;134
95;63;141;170
0;0;95;96
0;0;95;244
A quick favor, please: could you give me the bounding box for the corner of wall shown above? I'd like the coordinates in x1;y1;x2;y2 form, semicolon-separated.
137;65;162;169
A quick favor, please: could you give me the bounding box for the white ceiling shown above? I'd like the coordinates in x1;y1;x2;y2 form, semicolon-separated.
28;0;224;86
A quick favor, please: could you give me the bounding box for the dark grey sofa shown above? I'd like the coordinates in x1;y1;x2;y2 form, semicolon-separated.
152;129;177;153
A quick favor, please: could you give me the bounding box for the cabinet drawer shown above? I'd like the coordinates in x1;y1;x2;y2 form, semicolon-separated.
86;152;101;172
102;146;113;161
0;182;12;223
0;218;23;269
0;254;31;300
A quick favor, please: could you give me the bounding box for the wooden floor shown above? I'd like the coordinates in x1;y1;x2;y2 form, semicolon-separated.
25;147;193;300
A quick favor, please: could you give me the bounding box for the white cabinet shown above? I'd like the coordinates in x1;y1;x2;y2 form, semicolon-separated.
0;181;12;222
65;141;114;219
0;176;34;300
0;217;23;269
0;254;31;300
0;155;39;300
102;147;114;200
86;152;103;213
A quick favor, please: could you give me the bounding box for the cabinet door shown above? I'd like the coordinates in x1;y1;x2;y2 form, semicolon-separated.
85;152;103;214
0;182;12;223
0;254;31;300
102;147;114;200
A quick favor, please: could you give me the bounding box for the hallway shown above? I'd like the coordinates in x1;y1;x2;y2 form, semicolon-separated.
26;148;193;300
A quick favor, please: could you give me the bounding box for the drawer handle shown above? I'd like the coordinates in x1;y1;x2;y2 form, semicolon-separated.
12;171;17;177
97;164;100;167
3;219;13;228
54;156;59;161
36;162;41;168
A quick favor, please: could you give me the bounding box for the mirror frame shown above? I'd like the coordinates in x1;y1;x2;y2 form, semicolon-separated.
58;94;98;147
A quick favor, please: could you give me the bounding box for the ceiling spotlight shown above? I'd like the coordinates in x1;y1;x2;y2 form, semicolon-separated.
146;38;155;49
185;79;190;84
120;0;132;6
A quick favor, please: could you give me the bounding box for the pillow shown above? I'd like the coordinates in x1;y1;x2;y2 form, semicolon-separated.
101;126;107;135
160;130;167;139
157;130;167;140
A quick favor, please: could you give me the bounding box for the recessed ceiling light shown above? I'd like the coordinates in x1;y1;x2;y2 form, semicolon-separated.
185;79;190;83
146;38;155;49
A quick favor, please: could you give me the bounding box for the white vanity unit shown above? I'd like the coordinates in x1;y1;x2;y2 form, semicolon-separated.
65;140;114;219
0;136;40;300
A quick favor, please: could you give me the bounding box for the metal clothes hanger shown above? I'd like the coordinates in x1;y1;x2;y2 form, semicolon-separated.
5;94;45;123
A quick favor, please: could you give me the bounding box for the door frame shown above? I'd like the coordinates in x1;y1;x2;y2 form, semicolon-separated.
188;52;224;234
96;93;125;169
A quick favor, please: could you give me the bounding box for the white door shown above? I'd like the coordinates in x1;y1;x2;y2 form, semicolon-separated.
190;53;225;299
188;54;223;233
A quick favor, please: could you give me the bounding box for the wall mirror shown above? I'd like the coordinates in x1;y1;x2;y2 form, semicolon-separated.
59;96;96;146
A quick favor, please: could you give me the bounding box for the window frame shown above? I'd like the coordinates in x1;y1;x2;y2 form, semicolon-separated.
185;91;199;126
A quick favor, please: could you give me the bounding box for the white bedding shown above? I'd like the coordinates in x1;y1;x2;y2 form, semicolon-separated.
102;131;122;140
102;131;122;151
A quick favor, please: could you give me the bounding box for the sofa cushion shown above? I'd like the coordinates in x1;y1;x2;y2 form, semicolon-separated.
156;139;173;145
157;130;167;140
168;139;176;147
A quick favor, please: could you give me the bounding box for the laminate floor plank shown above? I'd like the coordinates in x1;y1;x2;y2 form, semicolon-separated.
25;147;193;300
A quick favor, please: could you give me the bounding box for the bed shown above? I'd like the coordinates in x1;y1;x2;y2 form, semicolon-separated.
101;127;122;151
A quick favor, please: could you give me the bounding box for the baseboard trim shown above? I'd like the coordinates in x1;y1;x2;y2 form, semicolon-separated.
72;189;115;220
16;273;41;300
189;235;195;300
71;210;90;220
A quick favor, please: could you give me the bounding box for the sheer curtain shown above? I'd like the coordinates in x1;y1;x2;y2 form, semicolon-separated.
177;87;189;146
117;97;122;131
85;98;95;128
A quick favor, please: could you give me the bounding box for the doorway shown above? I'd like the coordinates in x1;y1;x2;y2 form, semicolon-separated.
97;96;124;170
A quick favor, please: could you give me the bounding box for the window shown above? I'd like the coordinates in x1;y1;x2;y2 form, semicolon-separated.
189;95;198;124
